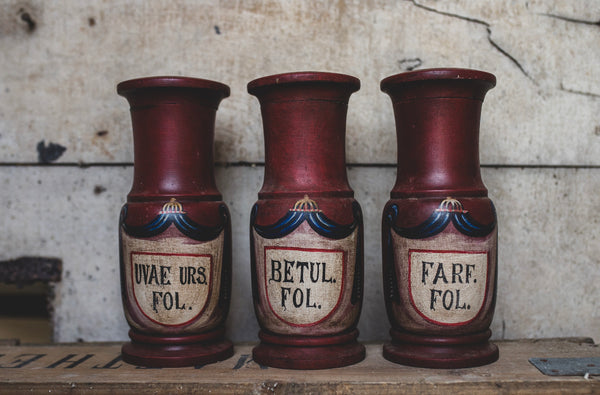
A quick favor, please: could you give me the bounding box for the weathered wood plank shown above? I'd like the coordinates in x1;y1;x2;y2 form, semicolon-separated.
0;1;598;165
0;339;598;394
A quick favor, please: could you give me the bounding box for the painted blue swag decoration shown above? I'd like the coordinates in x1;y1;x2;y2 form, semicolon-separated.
252;195;359;240
120;198;225;241
387;197;496;239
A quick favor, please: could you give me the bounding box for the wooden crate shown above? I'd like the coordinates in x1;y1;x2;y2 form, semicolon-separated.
0;338;598;394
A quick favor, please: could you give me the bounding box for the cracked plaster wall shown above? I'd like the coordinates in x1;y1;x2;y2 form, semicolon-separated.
0;1;598;343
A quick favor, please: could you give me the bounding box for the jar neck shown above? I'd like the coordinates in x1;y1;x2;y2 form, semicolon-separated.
383;75;494;198
250;80;358;198
121;87;225;200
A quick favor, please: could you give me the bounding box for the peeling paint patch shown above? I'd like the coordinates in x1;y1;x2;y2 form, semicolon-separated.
18;8;36;33
398;58;422;71
37;140;67;163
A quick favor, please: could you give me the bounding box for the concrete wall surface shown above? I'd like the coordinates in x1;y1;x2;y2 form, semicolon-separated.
0;1;598;343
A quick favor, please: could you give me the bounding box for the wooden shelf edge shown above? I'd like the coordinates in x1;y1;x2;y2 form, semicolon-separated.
0;339;597;394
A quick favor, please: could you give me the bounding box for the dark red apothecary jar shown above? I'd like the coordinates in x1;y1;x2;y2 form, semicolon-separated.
248;72;365;369
117;76;233;367
380;68;499;368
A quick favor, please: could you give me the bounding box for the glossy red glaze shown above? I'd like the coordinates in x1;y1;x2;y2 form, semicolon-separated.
253;330;365;370
248;72;365;369
381;68;495;198
381;68;499;368
117;76;229;201
117;76;233;367
249;71;359;199
123;327;233;368
384;329;498;369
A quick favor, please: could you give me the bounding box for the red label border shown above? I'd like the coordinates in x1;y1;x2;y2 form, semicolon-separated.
263;246;346;328
130;251;213;328
407;249;490;327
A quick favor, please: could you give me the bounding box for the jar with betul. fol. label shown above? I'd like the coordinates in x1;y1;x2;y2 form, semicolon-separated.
248;71;365;369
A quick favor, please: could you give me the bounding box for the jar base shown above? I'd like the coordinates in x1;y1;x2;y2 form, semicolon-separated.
252;329;365;370
121;327;233;368
383;328;498;369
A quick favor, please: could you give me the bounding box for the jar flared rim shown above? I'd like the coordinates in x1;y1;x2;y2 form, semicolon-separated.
117;76;230;97
381;68;496;92
248;71;360;93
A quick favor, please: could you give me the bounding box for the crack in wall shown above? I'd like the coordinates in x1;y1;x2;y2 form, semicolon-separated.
409;0;489;26
409;0;534;82
559;83;600;99
540;13;600;27
485;28;532;81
